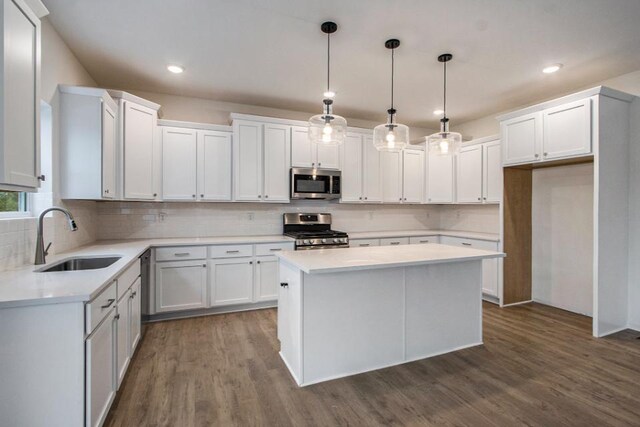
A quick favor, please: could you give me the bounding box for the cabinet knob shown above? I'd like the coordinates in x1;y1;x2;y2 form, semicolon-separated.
359;197;362;200
280;282;289;288
534;154;539;158
478;197;481;201
318;163;322;166
200;194;204;198
483;197;487;200
265;195;269;199
543;152;548;157
399;198;402;201
37;174;46;181
104;189;110;194
115;314;120;320
364;197;368;200
404;198;407;201
258;195;262;198
153;193;158;197
312;162;315;166
249;261;253;265
202;264;206;268
257;260;261;264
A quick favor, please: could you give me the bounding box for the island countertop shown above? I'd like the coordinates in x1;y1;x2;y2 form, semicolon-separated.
276;243;505;274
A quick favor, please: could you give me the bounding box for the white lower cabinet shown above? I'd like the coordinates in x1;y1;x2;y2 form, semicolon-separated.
129;278;142;354
156;259;208;312
350;238;380;247
255;256;279;302
409;236;440;244
115;293;130;387
210;257;254;306
439;236;499;297
380;237;410;246
86;307;116;427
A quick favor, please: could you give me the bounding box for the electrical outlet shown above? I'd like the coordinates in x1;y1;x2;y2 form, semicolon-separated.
158;212;167;222
368;211;374;220
248;212;255;221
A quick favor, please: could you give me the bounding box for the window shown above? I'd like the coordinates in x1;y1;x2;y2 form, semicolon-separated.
0;191;28;217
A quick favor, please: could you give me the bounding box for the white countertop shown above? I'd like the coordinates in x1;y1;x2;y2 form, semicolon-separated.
276;244;505;274
0;229;497;308
0;235;293;309
348;229;500;242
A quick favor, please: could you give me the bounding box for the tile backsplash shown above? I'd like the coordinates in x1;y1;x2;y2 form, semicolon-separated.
439;204;501;233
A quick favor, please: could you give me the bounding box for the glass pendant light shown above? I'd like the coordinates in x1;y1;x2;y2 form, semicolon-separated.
308;21;347;146
373;39;409;152
427;53;462;156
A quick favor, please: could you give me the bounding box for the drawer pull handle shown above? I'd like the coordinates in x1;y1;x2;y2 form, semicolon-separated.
462;242;472;246
280;282;288;288
174;252;190;257
420;240;430;243
101;298;115;309
115;314;120;320
390;242;400;245
269;248;282;252
226;250;240;254
360;244;370;247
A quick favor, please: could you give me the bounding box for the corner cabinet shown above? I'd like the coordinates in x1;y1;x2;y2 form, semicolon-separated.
107;90;162;201
0;0;42;191
233;119;290;202
59;86;118;200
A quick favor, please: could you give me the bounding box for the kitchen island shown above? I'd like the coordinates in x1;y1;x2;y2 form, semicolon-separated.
276;243;505;386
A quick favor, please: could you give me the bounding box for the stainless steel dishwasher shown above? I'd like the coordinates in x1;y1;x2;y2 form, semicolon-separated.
140;249;151;336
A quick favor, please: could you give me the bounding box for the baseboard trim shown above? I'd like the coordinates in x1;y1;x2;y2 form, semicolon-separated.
144;301;277;323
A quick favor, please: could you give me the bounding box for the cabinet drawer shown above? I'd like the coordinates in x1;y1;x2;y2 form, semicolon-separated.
440;236;498;251
116;260;140;299
379;237;410;246
255;242;294;256
155;246;207;261
86;280;117;334
409;236;440;245
350;238;380;248
209;244;253;259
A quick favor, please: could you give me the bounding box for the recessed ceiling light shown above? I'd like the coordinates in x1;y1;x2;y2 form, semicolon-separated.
167;65;184;74
433;109;444;115
542;63;562;74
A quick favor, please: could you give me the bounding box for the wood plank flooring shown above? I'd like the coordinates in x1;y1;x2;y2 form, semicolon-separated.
105;303;640;426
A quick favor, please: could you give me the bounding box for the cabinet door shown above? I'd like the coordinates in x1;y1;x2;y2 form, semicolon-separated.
456;145;483;203
483;140;502;203
263;123;291;202
210;258;254;306
426;153;455;203
291;125;313;167
402;149;424;203
316;144;340;169
0;0;40;190
162;127;197;200
340;134;363;202
363;136;382;202
409;236;440;244
102;102;117;198
197;130;232;201
129;278;142;355
155;260;208;312
501;112;542;165
351;238;380;247
255;256;279;302
233;121;263;201
115;293;130;388
380;151;403;203
439;236;499;297
542;98;592;160
123;102;158;199
86;309;116;427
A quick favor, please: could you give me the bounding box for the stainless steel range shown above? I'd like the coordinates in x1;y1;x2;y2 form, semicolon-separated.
283;213;349;250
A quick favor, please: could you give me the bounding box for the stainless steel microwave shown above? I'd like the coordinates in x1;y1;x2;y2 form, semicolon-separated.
290;168;341;200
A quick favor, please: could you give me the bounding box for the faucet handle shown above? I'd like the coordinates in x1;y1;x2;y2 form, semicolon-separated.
44;242;52;255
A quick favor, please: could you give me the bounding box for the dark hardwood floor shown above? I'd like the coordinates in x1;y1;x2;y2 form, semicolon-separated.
105;303;640;426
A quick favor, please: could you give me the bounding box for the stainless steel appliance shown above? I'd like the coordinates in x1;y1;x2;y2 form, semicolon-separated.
290;168;341;200
140;249;151;336
283;213;349;250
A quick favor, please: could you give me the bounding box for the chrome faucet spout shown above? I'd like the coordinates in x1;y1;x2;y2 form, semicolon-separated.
35;207;78;265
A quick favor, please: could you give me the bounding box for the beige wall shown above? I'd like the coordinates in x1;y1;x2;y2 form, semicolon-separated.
454;69;640;140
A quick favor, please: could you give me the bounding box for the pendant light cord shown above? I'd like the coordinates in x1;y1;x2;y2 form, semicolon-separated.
327;32;330;93
443;59;447;119
391;47;395;110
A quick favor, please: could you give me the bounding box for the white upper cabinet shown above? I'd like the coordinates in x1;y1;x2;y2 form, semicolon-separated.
380;150;403;203
340;133;363;202
290;125;339;169
162;127;197;201
60;87;118;200
483;140;502;203
122;101;159;200
197;130;232;201
542;98;592;160
501;92;600;166
402;149;424;203
263;123;291;202
426;152;455;203
234;120;263;201
501;112;542;166
0;0;41;191
363;136;382;202
234;119;290;202
457;145;483;203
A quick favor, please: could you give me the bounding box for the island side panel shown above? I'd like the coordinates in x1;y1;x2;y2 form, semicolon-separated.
302;268;405;386
278;260;304;385
405;260;483;360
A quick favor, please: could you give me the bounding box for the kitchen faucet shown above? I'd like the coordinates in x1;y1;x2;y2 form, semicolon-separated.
35;207;78;265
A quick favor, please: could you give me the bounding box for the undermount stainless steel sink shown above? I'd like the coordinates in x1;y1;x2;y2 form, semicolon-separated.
37;256;121;272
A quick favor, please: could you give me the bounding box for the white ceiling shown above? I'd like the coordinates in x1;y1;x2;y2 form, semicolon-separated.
44;0;640;128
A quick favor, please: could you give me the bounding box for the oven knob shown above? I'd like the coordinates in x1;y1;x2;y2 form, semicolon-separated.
333;238;339;243
303;239;311;245
321;238;327;243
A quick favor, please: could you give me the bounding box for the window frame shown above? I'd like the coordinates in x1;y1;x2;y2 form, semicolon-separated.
0;192;31;219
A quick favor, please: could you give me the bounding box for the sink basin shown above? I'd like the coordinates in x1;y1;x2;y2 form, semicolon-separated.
37;256;121;272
